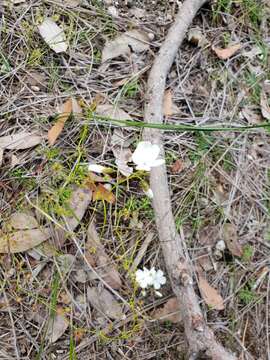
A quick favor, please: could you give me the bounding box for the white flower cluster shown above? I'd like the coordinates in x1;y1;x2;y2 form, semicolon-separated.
135;267;166;297
89;141;164;174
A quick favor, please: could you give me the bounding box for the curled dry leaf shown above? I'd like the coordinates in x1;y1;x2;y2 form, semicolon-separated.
93;184;115;204
153;297;182;323
163;89;179;116
222;223;243;257
46;311;69;343
0;131;42;150
102;29;150;63
38;18;68;53
48;98;81;146
86;221;122;289
212;43;241;60
0;228;51;253
198;276;224;310
87;286;124;320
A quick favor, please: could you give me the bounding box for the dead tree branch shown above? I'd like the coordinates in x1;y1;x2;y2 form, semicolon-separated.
143;0;237;358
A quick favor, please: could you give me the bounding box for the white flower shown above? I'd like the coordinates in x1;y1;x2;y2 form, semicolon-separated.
132;141;165;171
135;267;166;292
150;268;166;290
144;188;154;199
216;240;226;251
88;164;106;173
135;267;153;289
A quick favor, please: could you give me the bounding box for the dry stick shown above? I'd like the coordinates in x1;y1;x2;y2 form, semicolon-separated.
143;1;236;359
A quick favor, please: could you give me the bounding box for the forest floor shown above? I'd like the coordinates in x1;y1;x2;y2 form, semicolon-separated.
0;0;270;359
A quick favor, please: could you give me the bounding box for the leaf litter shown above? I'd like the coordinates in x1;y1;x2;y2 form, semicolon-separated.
102;29;151;63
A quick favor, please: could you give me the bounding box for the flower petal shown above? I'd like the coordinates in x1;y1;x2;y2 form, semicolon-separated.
151;158;165;168
88;164;106;173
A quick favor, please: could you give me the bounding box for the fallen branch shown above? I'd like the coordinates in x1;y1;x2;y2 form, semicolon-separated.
143;1;236;359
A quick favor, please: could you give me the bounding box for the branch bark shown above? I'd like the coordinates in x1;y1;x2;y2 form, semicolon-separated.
143;1;236;359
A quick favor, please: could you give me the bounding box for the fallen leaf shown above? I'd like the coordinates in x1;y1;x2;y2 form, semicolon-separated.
241;106;262;124
260;88;270;120
87;286;124;320
38;18;68;53
96;103;132;125
0;131;42;150
212;43;241;60
93;184;115;204
197;225;218;246
0;228;51;253
163;89;179;116
171;159;184;174
46;312;69;343
102;29;150;63
51;187;92;250
153;297;182;323
112;146;133;177
86;221;122;289
222;223;243;257
198;276;224;310
48;98;81;145
8;212;39;230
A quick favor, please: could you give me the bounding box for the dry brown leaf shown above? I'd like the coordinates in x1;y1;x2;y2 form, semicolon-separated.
212;43;241;60
8;212;39;230
48;98;81;146
198;276;224;310
171;159;184;174
63;187;92;231
93;184;115;204
53;187;92;249
197;225;218;246
102;29;150;63
222;223;243;257
46;312;69;343
86;221;122;289
0;228;51;253
0;131;42;150
153;297;182;323
87;286;124;320
163;89;179;116
96;103;132;124
260;89;270;120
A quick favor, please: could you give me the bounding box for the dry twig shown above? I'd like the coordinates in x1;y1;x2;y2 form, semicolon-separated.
143;0;236;358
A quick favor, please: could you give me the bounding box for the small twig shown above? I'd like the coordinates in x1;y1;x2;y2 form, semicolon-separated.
143;0;237;358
